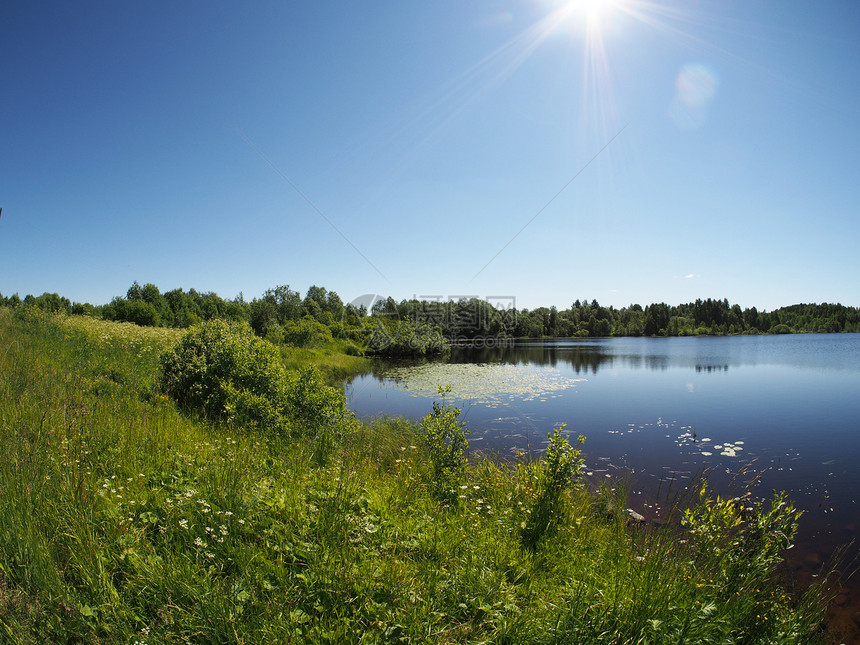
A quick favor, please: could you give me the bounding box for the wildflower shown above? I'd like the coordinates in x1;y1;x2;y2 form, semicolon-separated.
179;519;189;529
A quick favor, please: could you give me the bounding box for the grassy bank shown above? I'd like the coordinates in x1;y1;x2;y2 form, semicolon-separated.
279;342;370;385
0;308;836;644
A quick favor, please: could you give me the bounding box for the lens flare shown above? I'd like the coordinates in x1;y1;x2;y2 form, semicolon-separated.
669;63;719;130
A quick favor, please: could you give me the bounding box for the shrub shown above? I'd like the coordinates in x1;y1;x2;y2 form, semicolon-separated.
682;484;801;591
160;321;357;455
420;386;470;504
104;298;161;327
282;318;333;348
160;320;291;433
367;320;447;357
285;366;358;464
519;425;585;550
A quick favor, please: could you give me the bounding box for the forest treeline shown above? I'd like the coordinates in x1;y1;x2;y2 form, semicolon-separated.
2;284;858;355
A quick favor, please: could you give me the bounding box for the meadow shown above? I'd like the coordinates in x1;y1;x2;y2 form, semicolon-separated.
0;307;837;643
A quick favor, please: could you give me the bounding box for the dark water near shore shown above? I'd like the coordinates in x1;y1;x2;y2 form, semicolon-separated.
346;334;860;640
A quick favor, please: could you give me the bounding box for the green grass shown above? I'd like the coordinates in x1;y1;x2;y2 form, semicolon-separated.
0;307;837;644
279;341;371;385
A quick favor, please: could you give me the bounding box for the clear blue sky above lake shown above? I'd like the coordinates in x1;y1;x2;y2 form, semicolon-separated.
2;0;858;311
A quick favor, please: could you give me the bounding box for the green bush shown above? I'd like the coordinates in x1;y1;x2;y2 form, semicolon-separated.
104;297;161;327
285;366;359;463
160;320;357;451
420;386;470;504
519;425;585;550
160;320;291;433
367;319;447;356
282;318;333;348
682;484;801;591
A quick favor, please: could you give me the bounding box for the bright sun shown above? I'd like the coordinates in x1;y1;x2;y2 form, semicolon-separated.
580;0;617;25
553;0;630;34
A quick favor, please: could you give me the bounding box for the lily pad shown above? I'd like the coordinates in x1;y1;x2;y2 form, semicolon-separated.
380;362;585;407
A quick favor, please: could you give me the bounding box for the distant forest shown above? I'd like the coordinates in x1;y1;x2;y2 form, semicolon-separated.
2;284;859;355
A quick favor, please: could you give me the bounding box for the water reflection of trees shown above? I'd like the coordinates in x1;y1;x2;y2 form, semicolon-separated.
450;345;611;374
365;342;735;376
446;344;731;374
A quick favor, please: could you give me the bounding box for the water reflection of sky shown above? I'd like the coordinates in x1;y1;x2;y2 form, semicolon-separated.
347;334;860;556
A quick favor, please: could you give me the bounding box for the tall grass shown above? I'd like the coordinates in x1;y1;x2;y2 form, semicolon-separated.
0;307;837;643
279;341;370;385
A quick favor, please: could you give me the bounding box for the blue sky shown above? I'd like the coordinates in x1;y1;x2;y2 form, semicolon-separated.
2;0;858;311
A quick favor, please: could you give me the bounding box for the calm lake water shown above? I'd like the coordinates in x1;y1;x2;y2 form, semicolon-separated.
346;334;860;573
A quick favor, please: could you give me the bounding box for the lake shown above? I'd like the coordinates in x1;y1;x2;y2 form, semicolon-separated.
346;333;860;623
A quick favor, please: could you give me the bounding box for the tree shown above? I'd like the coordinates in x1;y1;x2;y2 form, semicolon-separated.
644;303;670;336
249;297;279;337
126;282;172;326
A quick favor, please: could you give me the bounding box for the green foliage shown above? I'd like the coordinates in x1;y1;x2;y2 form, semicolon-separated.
12;279;860;339
21;292;72;315
282;318;333;348
160;319;291;433
420;385;470;504
285;366;359;464
0;309;837;644
159;320;357;465
367;319;447;356
518;426;585;550
682;485;802;590
104;297;161;326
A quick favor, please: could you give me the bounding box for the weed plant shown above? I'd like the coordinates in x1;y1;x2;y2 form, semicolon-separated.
0;307;837;643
